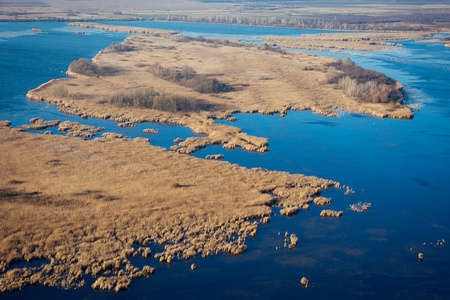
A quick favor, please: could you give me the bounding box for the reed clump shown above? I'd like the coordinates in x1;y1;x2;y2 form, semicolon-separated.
259;42;288;55
108;88;200;113
53;84;68;98
148;63;232;94
0;127;339;293
326;57;403;103
104;42;134;53
68;58;104;77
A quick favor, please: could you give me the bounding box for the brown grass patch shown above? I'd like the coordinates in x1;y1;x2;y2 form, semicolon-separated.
0;127;339;292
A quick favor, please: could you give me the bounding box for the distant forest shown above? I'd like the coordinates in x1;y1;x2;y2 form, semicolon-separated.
159;12;449;31
176;0;450;31
197;0;446;3
2;0;448;31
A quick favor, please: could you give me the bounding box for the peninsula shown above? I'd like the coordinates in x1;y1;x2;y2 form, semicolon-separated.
0;121;338;292
27;25;413;154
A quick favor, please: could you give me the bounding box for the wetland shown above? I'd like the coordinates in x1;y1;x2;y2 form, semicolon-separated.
1;20;449;299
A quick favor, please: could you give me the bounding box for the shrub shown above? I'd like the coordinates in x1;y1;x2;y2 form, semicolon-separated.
152;95;178;112
104;42;134;53
108;88;200;113
69;58;104;77
147;63;172;78
326;66;339;83
91;193;103;200
109;89;158;108
342;57;354;66
259;43;287;55
53;84;68;98
326;57;395;85
174;35;244;48
180;65;196;79
180;75;230;93
148;63;232;94
337;75;402;103
176;36;209;43
326;57;402;103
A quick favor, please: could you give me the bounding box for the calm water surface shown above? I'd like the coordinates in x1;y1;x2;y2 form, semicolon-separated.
1;21;449;299
0;22;196;148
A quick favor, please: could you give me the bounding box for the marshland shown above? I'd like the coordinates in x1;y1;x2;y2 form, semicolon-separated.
1;2;450;298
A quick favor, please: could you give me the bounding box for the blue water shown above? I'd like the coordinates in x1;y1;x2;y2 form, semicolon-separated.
0;22;196;148
1;21;450;299
99;20;345;39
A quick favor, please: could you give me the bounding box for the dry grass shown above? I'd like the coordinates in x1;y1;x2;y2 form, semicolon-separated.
108;88;200;113
1;2;449;32
262;31;434;52
68;58;104;77
27;31;413;158
0;127;339;292
147;63;232;94
5;29;416;292
53;84;68;98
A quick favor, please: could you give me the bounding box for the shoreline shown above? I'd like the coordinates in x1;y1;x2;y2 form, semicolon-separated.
1;23;417;294
1;9;450;298
2;18;448;36
26;29;413;155
0;124;339;292
260;31;434;52
1;16;449;33
69;22;180;36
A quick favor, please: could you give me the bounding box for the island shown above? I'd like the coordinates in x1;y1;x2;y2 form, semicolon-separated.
261;31;433;52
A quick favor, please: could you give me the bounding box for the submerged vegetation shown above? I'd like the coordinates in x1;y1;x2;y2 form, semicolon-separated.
326;57;403;103
68;58;104;77
148;63;232;94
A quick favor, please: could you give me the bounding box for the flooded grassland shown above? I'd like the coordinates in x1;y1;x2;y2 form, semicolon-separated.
0;24;422;294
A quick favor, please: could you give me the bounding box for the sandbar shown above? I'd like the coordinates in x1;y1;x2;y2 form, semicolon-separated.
70;22;180;36
261;31;434;52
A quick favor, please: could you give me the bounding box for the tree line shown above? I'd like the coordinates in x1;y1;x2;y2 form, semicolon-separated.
147;63;232;94
326;58;403;103
108;88;201;113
